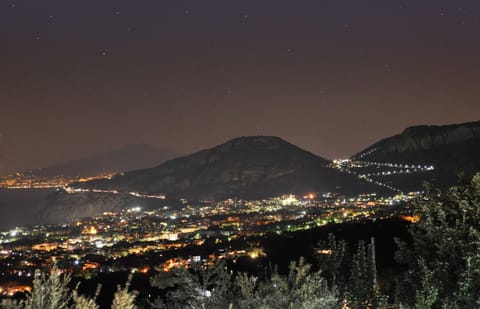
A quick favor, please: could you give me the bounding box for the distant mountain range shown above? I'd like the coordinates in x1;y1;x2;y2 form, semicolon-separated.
23;143;180;179
351;121;480;192
39;121;480;222
75;136;382;200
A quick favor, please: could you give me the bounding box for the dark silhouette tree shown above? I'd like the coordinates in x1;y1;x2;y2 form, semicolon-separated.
396;174;480;308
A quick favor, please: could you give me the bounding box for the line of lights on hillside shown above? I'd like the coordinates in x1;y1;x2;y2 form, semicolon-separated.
330;158;435;193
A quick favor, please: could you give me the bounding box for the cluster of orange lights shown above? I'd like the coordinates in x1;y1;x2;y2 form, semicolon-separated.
303;193;316;200
316;249;333;255
247;247;266;259
401;215;420;223
82;262;100;271
139;266;150;274
81;226;98;235
0;285;32;296
159;258;189;272
77;173;115;183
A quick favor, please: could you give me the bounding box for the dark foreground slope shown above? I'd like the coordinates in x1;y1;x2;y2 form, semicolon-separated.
353;121;480;191
75;136;384;200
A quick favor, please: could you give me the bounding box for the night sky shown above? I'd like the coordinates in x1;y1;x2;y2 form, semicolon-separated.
1;0;480;173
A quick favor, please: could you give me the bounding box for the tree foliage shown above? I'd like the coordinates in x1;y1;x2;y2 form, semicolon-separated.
111;274;138;309
317;234;388;308
253;257;339;309
0;268;137;309
149;258;339;309
316;233;347;287
72;284;101;309
396;173;480;308
346;240;387;309
149;260;235;308
1;267;71;309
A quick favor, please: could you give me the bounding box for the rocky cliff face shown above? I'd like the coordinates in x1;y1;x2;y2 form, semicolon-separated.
353;121;480;191
39;190;169;223
359;121;480;155
39;191;131;223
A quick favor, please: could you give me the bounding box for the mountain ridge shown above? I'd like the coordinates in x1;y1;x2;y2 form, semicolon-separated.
352;120;480;191
22;143;181;179
353;121;480;157
74;135;381;200
40;122;480;222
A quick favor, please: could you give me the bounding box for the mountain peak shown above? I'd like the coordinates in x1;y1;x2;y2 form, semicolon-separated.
75;136;381;200
215;136;298;152
224;135;286;144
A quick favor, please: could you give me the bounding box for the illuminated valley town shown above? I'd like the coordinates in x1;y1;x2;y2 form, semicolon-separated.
2;0;480;306
0;157;422;297
0;192;418;296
